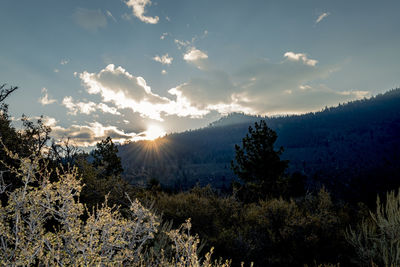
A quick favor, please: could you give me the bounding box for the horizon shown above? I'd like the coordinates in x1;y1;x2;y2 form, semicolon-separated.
1;0;400;146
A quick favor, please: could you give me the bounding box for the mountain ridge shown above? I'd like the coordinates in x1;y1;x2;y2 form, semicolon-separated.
119;88;400;199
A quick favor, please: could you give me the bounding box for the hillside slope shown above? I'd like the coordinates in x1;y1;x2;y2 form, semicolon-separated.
119;89;400;198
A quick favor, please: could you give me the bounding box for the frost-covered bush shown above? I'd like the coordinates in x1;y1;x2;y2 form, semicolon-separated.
346;188;400;266
0;146;230;266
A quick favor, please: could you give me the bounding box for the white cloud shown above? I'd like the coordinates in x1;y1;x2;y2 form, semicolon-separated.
316;12;330;24
174;39;190;50
183;48;208;62
78;57;367;122
170;54;368;115
125;0;159;24
41;116;58;127
38;88;57;105
54;69;60;73
79;64;208;120
153;54;173;65
72;8;107;31
160;32;168;40
60;59;69;65
161;70;167;75
183;47;208;69
51;121;139;147
62;96;121;116
284;52;318;66
106;10;117;22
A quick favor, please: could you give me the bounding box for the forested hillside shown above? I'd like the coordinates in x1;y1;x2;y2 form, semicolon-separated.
119;89;400;203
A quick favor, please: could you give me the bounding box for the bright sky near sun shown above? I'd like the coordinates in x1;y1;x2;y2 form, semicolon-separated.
1;0;400;146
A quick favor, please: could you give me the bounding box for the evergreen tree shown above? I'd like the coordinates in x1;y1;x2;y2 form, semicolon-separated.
231;120;288;201
92;136;124;176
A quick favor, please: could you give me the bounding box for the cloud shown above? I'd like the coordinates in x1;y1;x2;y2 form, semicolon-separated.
316;12;330;24
161;70;167;75
125;0;159;24
183;48;208;62
62;96;121;116
153;54;173;65
50;120;170;147
160;32;168;40
79;64;207;120
54;69;60;73
171;54;368;116
72;8;107;31
174;39;190;50
41;116;58;127
169;71;236;109
51;121;140;147
38;88;57;105
183;47;208;69
106;10;117;22
284;52;318;66
60;59;69;65
78;55;367;122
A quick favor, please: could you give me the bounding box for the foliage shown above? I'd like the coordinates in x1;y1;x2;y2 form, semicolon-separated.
149;186;351;266
231;120;289;201
0;84;18;111
118;88;400;202
20;115;52;156
0;146;229;266
92;136;123;177
346;188;400;266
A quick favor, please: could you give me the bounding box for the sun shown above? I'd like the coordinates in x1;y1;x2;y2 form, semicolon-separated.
145;125;166;140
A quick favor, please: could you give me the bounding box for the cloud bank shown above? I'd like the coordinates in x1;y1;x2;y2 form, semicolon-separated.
77;52;368;123
79;64;207;120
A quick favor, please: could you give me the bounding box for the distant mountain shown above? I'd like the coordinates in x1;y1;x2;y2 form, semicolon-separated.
119;88;400;201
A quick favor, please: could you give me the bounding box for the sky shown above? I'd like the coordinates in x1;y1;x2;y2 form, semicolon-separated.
1;0;400;146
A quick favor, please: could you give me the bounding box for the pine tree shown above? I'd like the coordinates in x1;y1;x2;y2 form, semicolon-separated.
231;120;288;201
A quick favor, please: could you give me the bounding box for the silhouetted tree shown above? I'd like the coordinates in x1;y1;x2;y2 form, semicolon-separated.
20;115;51;156
231;120;288;201
92;136;123;176
0;84;18;104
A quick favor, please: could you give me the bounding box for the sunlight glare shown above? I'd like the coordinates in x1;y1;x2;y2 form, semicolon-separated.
145;125;166;140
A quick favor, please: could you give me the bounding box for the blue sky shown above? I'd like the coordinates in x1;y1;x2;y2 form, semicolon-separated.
1;0;399;146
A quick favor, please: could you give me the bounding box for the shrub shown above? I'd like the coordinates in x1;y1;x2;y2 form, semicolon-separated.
0;145;230;266
346;188;400;266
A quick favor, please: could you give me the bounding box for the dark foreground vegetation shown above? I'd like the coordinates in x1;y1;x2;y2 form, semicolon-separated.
1;84;400;266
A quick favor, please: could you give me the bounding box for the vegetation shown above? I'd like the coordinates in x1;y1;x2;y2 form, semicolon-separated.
0;147;228;266
346;188;400;266
1;84;400;266
119;89;400;206
231;120;288;202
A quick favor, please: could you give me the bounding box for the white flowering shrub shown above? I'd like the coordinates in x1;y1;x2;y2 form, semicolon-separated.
0;145;230;266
